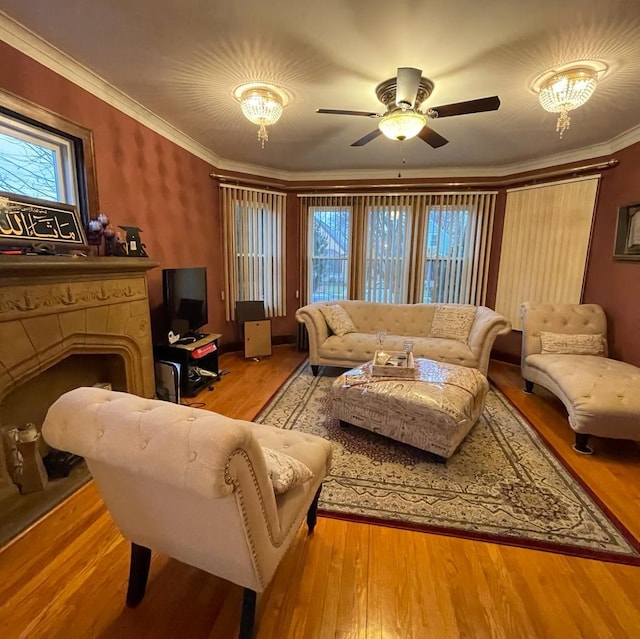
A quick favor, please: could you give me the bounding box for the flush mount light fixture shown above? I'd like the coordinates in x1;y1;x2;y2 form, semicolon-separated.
234;83;287;148
378;108;427;141
533;61;606;138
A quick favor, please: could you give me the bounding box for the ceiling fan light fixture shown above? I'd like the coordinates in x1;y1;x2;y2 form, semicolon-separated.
537;65;599;138
378;109;426;141
237;85;285;148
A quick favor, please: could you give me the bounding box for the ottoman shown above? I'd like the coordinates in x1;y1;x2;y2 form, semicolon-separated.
331;358;489;461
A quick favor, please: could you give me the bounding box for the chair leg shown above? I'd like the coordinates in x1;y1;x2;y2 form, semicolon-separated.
573;433;593;455
311;365;319;377
239;588;257;639
524;380;534;393
306;485;322;534
126;543;152;607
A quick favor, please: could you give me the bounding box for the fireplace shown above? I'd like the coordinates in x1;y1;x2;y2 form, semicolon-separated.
0;256;156;505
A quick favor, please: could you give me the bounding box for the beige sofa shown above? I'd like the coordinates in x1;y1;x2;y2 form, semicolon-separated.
521;302;640;454
296;301;511;376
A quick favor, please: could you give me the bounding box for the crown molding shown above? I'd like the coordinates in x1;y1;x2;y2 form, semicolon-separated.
2;11;639;185
0;11;223;168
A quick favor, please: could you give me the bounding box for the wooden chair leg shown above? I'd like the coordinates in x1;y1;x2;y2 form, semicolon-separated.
573;433;593;455
239;588;257;639
126;543;151;607
311;365;319;377
306;485;322;534
524;380;534;393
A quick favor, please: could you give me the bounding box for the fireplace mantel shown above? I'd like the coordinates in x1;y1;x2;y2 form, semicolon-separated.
0;255;158;279
0;256;158;499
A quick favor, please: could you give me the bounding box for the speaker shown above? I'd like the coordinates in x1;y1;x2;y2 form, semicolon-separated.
155;360;181;403
235;300;266;325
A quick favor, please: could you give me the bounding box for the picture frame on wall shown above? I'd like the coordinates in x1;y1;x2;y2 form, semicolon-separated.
613;202;640;261
0;191;88;252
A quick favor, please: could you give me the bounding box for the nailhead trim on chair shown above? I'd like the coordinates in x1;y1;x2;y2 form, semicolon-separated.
224;449;322;589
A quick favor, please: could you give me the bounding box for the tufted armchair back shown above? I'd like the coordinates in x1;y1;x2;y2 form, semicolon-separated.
42;386;331;599
520;302;609;362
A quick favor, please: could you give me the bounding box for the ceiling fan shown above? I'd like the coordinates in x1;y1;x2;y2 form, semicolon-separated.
317;67;500;148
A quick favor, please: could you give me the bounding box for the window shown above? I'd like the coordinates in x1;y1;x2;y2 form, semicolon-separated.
0;89;98;223
308;207;351;302
364;207;411;303
301;192;496;306
0;114;78;205
220;186;286;320
423;207;471;303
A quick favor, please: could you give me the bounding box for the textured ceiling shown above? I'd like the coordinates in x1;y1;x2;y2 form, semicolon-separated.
2;0;640;178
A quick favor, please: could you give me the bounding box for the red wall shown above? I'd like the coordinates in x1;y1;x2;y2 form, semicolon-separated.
583;142;640;364
0;41;223;343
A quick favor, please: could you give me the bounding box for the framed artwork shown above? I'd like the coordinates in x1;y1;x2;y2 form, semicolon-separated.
613;202;640;261
0;191;88;251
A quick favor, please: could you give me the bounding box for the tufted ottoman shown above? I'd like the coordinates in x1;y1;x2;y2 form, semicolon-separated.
331;358;489;461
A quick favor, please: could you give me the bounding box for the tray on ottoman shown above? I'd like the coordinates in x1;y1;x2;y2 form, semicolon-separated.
371;350;415;378
331;358;489;461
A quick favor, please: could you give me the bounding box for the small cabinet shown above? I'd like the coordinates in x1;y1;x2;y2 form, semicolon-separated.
154;333;221;397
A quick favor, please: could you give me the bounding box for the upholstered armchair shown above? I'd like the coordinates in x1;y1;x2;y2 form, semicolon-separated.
42;387;333;639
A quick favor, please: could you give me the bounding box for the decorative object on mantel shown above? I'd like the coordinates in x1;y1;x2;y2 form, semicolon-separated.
614;202;640;260
0;191;88;251
119;225;148;257
234;82;288;148
532;61;607;138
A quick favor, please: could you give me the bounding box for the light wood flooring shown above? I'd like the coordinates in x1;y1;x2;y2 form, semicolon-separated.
0;347;639;639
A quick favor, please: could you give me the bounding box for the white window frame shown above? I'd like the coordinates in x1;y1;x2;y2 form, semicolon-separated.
0;112;78;205
307;206;352;303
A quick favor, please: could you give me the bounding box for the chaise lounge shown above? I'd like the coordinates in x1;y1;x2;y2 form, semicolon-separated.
521;302;640;454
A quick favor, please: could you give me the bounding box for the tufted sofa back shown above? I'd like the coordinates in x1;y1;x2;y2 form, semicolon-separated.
333;300;439;336
521;302;608;359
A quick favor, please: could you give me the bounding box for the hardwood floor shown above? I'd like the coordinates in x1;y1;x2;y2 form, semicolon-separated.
1;348;639;639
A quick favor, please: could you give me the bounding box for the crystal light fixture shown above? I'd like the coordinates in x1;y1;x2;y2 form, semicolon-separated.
537;66;598;138
237;85;284;148
378;109;427;141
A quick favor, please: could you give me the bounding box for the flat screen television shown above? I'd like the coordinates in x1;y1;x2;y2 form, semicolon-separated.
162;267;208;337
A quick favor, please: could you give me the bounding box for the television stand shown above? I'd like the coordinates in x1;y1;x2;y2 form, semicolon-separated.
154;333;222;398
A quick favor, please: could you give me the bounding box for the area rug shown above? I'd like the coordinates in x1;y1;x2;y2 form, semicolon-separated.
256;363;640;565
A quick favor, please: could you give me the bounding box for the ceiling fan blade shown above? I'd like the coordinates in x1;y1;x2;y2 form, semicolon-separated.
417;125;449;148
396;67;422;108
428;96;500;118
351;129;383;147
316;108;379;117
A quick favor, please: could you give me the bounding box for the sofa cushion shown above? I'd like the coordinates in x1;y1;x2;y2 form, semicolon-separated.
319;304;356;337
540;331;606;356
261;447;313;494
429;305;476;342
318;333;478;369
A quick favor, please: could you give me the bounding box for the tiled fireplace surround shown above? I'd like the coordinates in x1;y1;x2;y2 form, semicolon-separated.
0;257;156;500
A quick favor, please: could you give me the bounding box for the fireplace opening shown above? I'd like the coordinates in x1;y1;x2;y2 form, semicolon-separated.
0;352;126;547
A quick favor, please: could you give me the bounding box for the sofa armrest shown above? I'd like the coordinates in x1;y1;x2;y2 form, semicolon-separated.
295;303;330;364
467;306;512;376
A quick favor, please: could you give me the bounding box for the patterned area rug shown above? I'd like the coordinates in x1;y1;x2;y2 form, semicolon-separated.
257;363;640;564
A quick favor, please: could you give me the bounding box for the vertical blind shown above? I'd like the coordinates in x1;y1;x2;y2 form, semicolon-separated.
220;185;286;320
299;192;496;306
494;176;599;329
